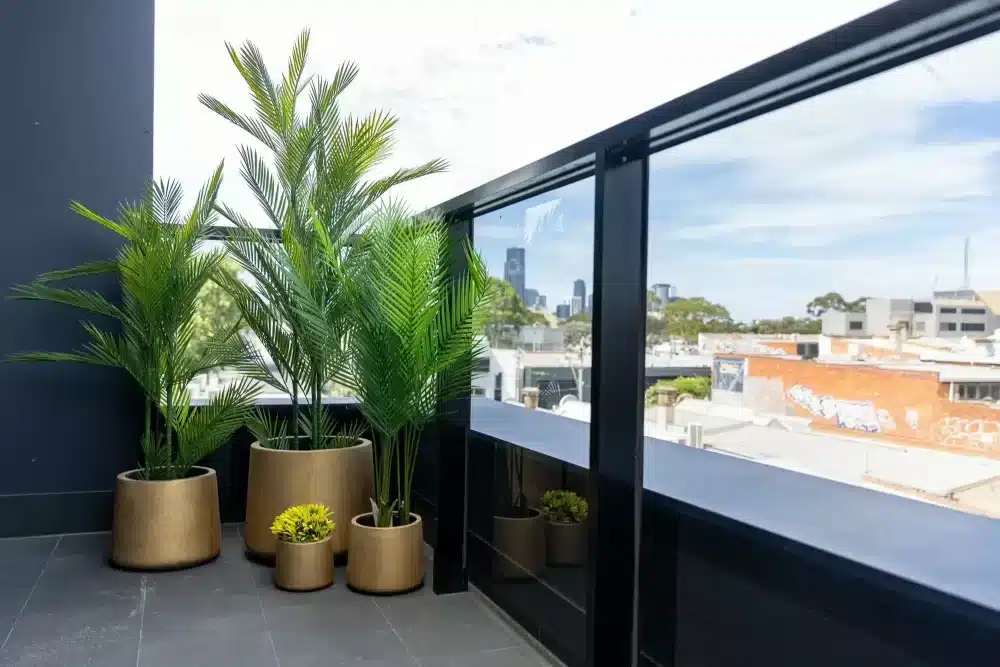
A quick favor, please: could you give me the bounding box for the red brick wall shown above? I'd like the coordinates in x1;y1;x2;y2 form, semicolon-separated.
728;355;1000;458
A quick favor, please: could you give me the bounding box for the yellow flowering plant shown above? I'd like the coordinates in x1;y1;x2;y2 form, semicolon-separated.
270;504;335;543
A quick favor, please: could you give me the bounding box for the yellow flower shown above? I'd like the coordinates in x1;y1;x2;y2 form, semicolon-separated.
270;503;335;543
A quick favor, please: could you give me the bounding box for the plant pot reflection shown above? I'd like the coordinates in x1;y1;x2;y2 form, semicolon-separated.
275;535;335;591
493;509;545;580
545;520;587;566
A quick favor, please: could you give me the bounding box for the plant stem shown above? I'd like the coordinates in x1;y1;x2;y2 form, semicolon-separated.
401;423;422;525
312;370;321;449
290;341;300;450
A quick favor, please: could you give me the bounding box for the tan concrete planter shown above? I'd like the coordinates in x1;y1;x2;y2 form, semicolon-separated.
244;439;373;562
275;535;335;592
110;466;221;570
347;513;424;594
545;520;587;566
493;509;545;580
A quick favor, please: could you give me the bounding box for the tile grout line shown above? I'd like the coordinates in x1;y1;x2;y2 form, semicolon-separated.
0;534;61;654
134;576;148;667
372;598;422;666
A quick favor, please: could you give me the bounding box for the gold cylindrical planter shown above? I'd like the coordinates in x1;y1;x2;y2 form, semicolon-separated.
110;466;221;570
545;520;587;567
347;513;424;594
493;509;545;580
275;536;335;592
244;439;373;562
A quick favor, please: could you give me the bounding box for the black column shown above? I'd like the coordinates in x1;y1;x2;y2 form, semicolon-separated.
433;212;475;593
586;136;649;667
0;0;152;537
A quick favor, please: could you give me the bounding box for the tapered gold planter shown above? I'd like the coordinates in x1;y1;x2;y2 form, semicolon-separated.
275;536;335;591
244;439;373;562
493;509;545;580
110;466;221;570
347;513;424;594
545;520;587;566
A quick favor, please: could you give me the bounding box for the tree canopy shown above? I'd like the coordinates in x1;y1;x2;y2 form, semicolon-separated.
484;278;547;346
663;297;734;342
806;292;867;317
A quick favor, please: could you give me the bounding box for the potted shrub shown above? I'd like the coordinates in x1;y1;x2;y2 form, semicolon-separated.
9;167;260;570
200;30;445;563
271;504;336;591
344;206;492;595
540;490;588;567
493;444;545;579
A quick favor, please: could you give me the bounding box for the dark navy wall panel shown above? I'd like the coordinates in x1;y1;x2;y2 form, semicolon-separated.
0;0;154;535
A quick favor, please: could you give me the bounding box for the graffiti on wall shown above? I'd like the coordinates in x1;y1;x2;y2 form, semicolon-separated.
787;384;896;433
933;417;1000;451
713;358;745;393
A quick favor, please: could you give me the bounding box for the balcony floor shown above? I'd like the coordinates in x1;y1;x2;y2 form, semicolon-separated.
0;525;552;667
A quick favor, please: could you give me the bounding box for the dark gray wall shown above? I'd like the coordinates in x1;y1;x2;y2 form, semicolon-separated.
0;0;154;536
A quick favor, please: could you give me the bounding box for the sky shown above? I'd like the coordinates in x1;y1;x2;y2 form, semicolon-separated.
154;0;1000;321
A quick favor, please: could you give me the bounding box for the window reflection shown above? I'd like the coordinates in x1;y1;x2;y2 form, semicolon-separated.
645;32;1000;518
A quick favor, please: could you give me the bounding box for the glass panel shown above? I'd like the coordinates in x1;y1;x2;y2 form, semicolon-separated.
468;177;594;667
640;28;1000;667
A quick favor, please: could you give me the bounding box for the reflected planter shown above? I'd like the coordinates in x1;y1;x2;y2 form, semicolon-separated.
275;536;335;592
347;513;424;594
493;509;545;580
110;466;221;570
244;439;373;562
545;520;587;567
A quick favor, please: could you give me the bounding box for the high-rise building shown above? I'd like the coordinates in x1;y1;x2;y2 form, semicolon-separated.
556;303;571;319
587;294;593;313
652;283;672;305
504;248;526;302
573;279;586;302
537;294;547;309
571;296;583;316
523;288;539;309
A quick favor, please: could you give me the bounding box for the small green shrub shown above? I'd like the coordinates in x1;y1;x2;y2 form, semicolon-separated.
643;376;711;405
270;504;335;543
540;490;588;524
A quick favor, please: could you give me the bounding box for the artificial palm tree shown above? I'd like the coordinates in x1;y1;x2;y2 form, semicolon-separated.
199;29;447;450
8;165;261;480
341;204;493;528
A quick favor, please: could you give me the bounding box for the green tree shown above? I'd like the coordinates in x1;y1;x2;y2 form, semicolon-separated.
742;316;821;335
190;259;243;358
647;289;662;312
806;292;867;317
644;377;711;405
485;277;546;347
645;314;670;348
664;297;733;342
562;320;591;399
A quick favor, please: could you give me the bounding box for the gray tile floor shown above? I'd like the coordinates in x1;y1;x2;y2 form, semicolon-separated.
0;525;552;666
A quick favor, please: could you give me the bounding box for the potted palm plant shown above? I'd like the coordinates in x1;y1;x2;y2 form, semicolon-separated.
271;504;336;591
343;205;492;594
540;489;588;567
200;30;446;563
8;166;260;570
493;443;545;579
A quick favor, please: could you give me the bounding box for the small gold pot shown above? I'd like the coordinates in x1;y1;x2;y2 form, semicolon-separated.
110;466;221;570
347;513;424;594
545;520;587;566
244;439;373;562
275;536;335;592
493;509;545;580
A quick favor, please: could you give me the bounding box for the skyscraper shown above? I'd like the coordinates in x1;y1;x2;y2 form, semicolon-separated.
556;304;571;319
571;296;583;316
573;279;586;301
523;288;539;309
652;283;672;305
504;247;526;302
587;294;593;313
537;294;547;309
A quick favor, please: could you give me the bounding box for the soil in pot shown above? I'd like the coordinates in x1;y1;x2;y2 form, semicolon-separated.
244;439;373;562
275;536;335;591
110;466;221;571
347;513;424;594
545;520;587;567
492;507;545;580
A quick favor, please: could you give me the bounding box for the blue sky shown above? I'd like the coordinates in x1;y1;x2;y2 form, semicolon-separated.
475;31;1000;321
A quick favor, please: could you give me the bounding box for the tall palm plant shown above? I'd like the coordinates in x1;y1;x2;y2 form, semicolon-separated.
198;29;447;450
8;166;261;480
338;205;492;527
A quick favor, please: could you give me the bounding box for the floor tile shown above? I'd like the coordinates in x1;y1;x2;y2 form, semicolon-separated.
377;593;520;660
138;614;277;667
420;646;552;667
0;603;141;667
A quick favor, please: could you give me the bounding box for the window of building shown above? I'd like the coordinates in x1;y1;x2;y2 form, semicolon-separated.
940;322;957;332
956;383;1000;402
939;307;957;314
848;321;864;331
961;322;986;332
913;302;933;313
913;321;926;332
962;308;986;315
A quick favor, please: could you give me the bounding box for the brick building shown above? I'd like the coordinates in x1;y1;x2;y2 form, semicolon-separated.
712;354;1000;458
